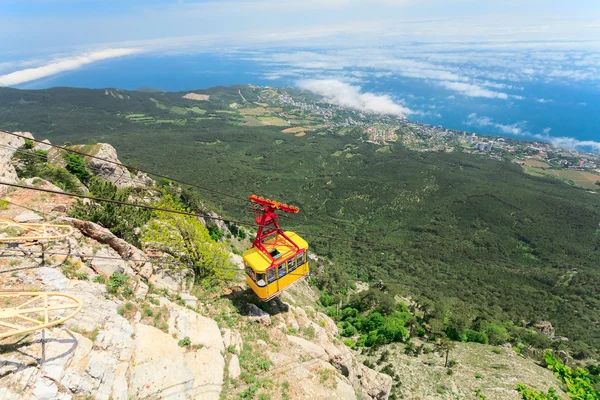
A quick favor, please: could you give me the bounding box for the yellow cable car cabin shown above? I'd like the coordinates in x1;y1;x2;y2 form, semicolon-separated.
244;195;309;301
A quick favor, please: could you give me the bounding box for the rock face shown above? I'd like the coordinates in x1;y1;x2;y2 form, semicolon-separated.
0;130;34;194
85;143;136;188
533;321;555;338
129;324;224;399
91;247;126;278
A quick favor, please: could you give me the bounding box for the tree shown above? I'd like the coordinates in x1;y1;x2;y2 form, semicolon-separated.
435;336;456;368
142;194;231;281
485;323;510;345
63;153;91;183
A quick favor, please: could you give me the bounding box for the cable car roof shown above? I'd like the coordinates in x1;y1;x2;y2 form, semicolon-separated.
243;231;308;272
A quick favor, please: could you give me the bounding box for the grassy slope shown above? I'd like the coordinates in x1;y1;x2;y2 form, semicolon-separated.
0;86;599;353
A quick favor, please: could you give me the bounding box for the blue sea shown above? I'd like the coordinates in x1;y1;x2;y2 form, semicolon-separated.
14;53;600;147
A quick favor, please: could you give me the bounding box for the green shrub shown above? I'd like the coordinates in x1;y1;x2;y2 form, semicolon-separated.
178;336;192;347
517;351;600;399
63;153;91;183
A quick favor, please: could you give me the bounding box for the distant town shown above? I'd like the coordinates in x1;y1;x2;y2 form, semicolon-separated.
255;86;600;191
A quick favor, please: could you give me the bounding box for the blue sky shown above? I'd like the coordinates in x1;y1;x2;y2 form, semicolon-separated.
1;0;600;152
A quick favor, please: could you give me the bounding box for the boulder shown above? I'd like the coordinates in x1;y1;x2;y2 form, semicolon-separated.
52;204;68;213
228;354;241;379
13;210;44;223
91;247;126;278
355;362;393;400
247;303;271;326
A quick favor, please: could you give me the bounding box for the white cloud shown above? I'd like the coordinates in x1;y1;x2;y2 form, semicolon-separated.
297;79;414;116
466;114;600;153
466;113;527;135
0;48;140;86
438;81;509;99
536;98;553;103
547;137;600;153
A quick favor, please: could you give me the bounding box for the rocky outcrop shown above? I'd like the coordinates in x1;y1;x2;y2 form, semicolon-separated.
0;130;34;194
533;321;555;338
84;143;137;188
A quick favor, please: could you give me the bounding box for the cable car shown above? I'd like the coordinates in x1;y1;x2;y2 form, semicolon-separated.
243;195;309;301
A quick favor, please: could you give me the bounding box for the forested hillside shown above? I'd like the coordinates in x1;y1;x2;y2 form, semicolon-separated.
1;85;599;358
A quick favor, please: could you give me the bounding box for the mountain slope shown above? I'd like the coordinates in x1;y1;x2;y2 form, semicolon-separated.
0;86;599;357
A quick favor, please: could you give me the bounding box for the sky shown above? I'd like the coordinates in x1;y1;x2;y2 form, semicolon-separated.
1;0;600;152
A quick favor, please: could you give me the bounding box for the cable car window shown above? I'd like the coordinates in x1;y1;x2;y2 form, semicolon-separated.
288;258;298;273
296;251;305;267
245;264;255;281
278;263;286;278
267;268;277;283
256;273;266;287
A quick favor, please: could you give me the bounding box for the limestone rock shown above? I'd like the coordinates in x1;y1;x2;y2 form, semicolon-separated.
0;131;34;194
91;247;126;278
533;321;555;338
230;253;244;269
149;268;192;293
167;303;224;352
223;328;243;354
86;143;136;188
13;210;44;223
248;303;271;326
133;280;149;300
35;139;52;151
286;335;327;359
356;363;393;400
180;292;198;308
228;354;241;379
130;323;224;399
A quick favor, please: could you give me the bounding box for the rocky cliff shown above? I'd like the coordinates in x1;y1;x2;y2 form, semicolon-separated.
0;133;393;399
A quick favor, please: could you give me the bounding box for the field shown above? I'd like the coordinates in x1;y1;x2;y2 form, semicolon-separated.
547;169;600;189
239;107;267;115
281;127;306;134
257;116;288;126
524;159;551;168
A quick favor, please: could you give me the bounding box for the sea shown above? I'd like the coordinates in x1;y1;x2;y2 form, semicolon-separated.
13;52;600;148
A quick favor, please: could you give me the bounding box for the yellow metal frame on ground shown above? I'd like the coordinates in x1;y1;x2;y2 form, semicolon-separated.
0;218;73;242
0;292;83;339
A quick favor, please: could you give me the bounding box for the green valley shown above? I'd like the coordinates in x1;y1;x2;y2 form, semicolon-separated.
1;84;599;361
